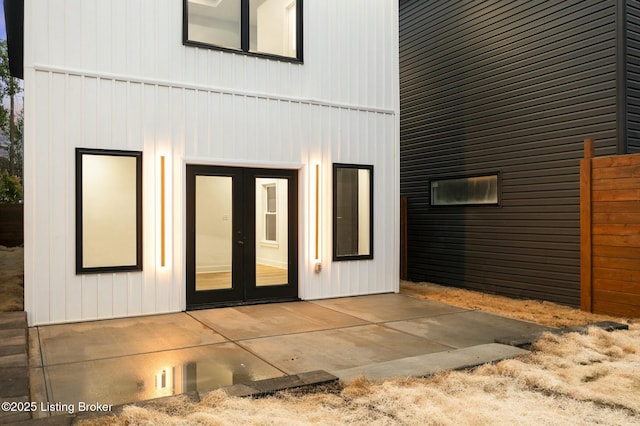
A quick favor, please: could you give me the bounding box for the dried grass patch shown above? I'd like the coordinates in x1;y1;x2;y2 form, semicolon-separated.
77;325;640;426
400;280;630;328
487;324;640;413
0;245;23;312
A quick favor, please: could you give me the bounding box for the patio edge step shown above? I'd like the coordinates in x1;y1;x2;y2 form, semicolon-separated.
331;343;530;382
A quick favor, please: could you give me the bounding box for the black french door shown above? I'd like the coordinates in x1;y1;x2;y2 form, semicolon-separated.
186;165;298;309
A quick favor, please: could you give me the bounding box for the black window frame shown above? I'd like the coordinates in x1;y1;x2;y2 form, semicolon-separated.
332;163;374;262
182;0;304;63
75;148;143;274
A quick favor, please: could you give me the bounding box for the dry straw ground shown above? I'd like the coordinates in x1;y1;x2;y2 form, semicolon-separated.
80;281;639;426
0;245;23;311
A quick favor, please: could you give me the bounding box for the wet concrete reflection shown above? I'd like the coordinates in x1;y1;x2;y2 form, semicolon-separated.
42;342;284;410
38;313;227;365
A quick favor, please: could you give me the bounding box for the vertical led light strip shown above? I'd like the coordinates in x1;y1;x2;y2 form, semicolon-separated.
160;155;166;268
315;164;320;261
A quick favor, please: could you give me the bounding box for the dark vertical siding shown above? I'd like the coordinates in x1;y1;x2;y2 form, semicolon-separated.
400;0;619;306
627;0;640;153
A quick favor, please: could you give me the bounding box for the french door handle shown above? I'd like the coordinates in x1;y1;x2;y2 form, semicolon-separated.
237;240;245;245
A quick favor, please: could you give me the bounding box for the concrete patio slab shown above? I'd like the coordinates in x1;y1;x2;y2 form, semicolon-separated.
310;293;468;323
332;343;531;382
189;301;368;341
38;313;227;365
384;310;552;348
18;294;555;421
238;324;454;375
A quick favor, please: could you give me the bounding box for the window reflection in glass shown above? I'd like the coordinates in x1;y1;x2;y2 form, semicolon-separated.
333;164;373;260
249;0;297;57
187;0;241;50
430;175;499;206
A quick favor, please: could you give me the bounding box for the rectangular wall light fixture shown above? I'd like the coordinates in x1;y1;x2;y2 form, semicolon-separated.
160;155;166;268
315;163;319;261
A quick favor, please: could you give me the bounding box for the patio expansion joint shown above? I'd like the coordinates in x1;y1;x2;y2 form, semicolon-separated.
185;307;404;344
231;321;383;343
38;340;237;369
34;326;52;412
309;299;473;325
186;311;236;342
374;321;458;350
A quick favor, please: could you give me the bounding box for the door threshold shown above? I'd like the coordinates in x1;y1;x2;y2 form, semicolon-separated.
186;297;301;311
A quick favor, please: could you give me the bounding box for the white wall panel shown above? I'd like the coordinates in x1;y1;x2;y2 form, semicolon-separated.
23;0;399;325
65;75;83;322
31;71;51;325
49;73;67;323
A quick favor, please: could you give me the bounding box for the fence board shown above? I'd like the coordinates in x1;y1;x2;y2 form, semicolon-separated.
592;234;640;246
592;212;640;224
592;224;640;235
591;155;640;167
0;204;23;247
593;268;633;281
594;279;640;294
593;300;640;317
592;189;640;201
592;200;640;213
592;256;640;271
592;177;640;190
590;165;640;178
593;245;640;258
594;290;640;305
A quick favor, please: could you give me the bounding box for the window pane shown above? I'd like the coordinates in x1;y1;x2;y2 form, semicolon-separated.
249;0;297;57
195;175;233;291
265;214;276;241
431;175;499;206
256;178;288;286
266;186;276;212
187;0;241;50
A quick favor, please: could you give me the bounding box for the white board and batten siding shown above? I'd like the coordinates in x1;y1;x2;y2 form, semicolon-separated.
23;0;400;325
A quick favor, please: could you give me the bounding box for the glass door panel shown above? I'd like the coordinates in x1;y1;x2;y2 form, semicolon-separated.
255;178;288;287
195;175;233;291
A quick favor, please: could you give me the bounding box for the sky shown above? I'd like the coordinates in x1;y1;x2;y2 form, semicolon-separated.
0;1;5;40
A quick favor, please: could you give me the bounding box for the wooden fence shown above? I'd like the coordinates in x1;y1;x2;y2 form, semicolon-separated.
0;204;23;247
581;139;640;317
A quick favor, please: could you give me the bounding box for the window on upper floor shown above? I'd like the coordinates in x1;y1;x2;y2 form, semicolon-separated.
184;0;302;62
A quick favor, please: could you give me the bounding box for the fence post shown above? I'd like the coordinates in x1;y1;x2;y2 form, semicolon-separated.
400;197;408;280
580;138;594;312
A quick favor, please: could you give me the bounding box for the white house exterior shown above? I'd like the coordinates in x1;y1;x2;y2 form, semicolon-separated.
19;0;400;325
